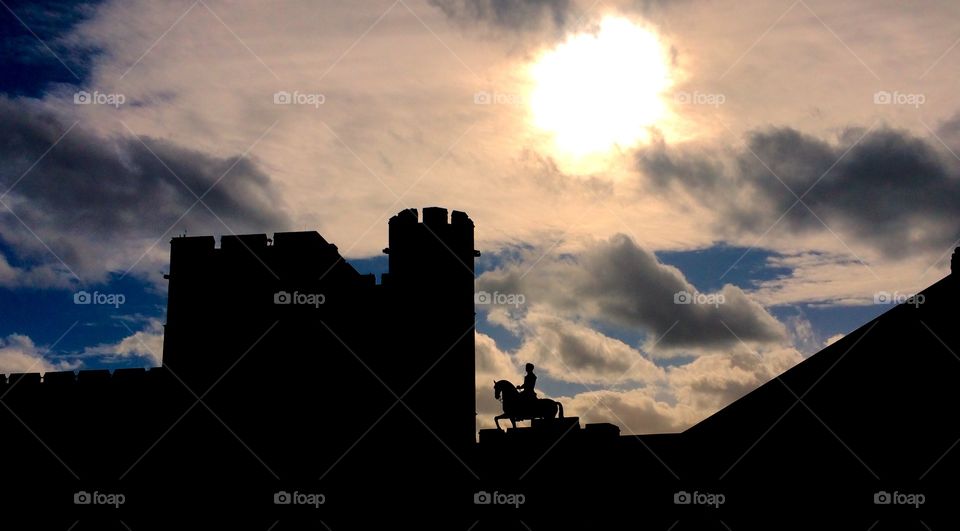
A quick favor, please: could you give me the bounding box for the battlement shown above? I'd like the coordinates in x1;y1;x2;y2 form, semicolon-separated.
388;206;474;227
166;229;374;289
0;367;176;401
0;367;162;382
169;230;339;253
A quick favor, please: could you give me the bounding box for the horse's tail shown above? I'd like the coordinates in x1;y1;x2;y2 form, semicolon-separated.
557;401;564;418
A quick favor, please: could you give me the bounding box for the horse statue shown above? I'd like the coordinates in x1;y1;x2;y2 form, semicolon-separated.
493;379;564;430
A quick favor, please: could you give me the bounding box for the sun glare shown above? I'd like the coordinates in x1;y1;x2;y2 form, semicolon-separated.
529;17;672;160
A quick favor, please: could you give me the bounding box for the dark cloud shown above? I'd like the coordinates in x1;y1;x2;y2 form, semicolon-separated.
0;97;290;284
428;0;571;32
478;234;786;353
428;0;684;33
637;125;960;259
936;111;960;147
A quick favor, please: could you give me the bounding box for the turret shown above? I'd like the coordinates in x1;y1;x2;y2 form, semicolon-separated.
381;207;479;450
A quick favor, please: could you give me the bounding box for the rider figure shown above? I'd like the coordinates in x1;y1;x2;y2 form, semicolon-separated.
517;363;537;403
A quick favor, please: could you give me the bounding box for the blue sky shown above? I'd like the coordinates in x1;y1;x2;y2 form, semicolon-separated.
0;0;95;96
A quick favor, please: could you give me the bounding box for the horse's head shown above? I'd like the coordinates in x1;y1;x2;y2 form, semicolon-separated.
493;380;510;400
494;379;512;400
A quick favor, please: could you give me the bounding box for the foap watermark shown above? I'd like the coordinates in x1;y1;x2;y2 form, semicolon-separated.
873;90;925;108
474;490;525;508
274;291;326;308
74;490;126;508
274;490;325;508
473;90;524;106
274;90;325;108
674;91;725;107
674;490;725;508
873;291;924;307
475;290;525;308
674;290;725;307
874;490;925;508
74;290;126;308
74;90;125;108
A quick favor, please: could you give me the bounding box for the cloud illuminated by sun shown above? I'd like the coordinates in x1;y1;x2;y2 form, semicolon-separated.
528;17;673;161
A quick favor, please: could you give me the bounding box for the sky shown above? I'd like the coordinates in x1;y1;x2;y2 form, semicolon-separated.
1;0;959;434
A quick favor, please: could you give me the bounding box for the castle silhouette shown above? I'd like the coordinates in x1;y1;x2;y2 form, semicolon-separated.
1;208;958;528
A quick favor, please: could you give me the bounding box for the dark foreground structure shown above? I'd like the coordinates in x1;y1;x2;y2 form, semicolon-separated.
1;208;958;528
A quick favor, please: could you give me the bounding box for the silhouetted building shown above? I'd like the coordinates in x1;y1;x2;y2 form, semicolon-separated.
1;209;958;528
162;206;477;450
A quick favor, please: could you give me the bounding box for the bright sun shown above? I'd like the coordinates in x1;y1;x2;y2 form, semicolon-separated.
529;17;672;159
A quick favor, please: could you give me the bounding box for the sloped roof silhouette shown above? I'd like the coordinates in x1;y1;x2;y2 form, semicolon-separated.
682;274;960;484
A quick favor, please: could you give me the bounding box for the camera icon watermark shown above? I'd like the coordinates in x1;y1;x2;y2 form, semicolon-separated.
274;291;326;307
273;90;326;108
273;490;325;508
74;290;126;308
474;490;525;508
874;490;925;508
873;291;924;307
873;90;925;108
74;90;126;108
674;490;725;508
673;290;725;307
74;490;125;508
674;91;725;107
474;290;525;308
473;90;524;106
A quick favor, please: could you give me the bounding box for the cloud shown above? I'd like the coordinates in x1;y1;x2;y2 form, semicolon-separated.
0;252;73;289
475;331;521;430
782;312;819;355
637;125;960;260
428;0;571;32
474;235;805;434
0;96;290;285
474;233;807;433
427;0;685;35
478;234;786;354
510;309;665;384
824;333;844;346
0;320;164;377
665;345;801;415
476;331;518;378
936;111;960;147
550;342;802;434
558;387;695;433
0;333;78;375
82;319;164;366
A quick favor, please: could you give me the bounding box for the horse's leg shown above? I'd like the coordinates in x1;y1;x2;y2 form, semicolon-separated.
510;418;517;429
494;413;506;431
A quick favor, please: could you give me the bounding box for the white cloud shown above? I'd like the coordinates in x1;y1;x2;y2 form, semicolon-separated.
556;388;697;434
0;334;78;375
472;234;811;434
547;342;803;434
511;309;665;385
783;313;819;355
478;234;786;355
0;252;75;289
665;345;802;416
475;331;520;431
750;251;944;308
824;333;844;346
82;319;164;365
